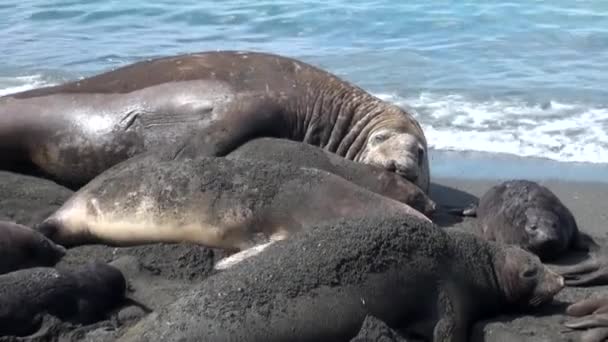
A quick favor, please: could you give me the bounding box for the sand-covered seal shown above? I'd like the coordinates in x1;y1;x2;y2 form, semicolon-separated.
227;137;436;216
0;221;66;275
456;179;588;260
117;215;564;342
564;296;608;342
0;51;429;192
0;261;126;337
35;155;428;250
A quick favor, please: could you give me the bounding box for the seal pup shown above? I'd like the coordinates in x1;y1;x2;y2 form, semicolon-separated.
116;215;564;342
455;179;588;260
0;221;66;274
227;137;436;216
35;154;429;250
1;51;429;192
0;261;126;337
564;296;608;342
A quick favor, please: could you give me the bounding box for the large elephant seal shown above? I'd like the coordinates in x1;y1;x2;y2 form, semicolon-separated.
117;215;564;342
227;137;436;216
0;51;429;192
0;221;66;274
35;154;429;250
0;261;126;337
456;179;588;261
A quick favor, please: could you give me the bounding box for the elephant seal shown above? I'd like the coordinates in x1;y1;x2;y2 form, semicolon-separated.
117;215;564;342
1;51;429;192
0;261;126;337
35;154;429;250
0;221;66;274
227;137;436;216
456;179;587;261
564;296;608;342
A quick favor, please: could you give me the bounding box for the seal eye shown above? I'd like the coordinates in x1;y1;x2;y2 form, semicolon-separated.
371;133;389;144
521;267;538;279
417;146;425;165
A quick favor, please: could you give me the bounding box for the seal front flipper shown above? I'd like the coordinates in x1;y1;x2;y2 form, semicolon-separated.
444;203;478;217
432;289;468;342
558;244;608;287
172;94;288;160
564;297;608;342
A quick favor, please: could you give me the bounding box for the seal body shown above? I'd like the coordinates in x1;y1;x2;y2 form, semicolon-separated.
227;138;436;216
0;221;65;274
0;262;126;337
117;215;564;342
472;180;580;260
35;155;429;250
1;51;429;191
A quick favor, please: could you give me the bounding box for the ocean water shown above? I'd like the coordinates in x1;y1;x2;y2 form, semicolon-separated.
1;0;608;180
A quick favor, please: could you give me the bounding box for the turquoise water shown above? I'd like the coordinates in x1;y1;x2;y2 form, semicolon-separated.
1;0;607;180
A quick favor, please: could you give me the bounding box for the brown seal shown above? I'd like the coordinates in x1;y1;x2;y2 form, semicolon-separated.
0;221;65;274
227;137;436;216
0;51;429;192
35;154;429;250
116;215;564;342
0;262;126;337
456;179;589;261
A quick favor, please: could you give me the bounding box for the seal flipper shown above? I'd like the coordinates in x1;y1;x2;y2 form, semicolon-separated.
171;94;287;160
444;203;478;217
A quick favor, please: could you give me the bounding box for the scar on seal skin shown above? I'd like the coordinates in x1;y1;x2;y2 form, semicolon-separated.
450;179;592;261
227;137;436;217
35;155;429;251
116;215;564;342
0;220;66;274
1;51;429;192
0;262;127;337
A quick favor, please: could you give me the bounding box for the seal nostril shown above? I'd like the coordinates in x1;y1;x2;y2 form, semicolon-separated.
386;162;397;172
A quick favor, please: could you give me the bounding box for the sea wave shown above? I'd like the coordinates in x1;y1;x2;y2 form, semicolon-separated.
377;92;608;164
0;75;55;96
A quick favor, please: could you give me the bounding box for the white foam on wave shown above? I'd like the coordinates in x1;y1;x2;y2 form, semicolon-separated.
0;75;55;96
376;92;608;164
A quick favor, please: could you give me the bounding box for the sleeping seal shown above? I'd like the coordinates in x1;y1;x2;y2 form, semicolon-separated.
0;261;126;337
0;221;65;274
1;51;429;192
227;137;436;216
35;154;429;250
457;179;587;260
116;215;564;342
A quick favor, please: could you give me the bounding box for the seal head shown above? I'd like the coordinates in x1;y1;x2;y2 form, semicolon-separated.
495;245;565;310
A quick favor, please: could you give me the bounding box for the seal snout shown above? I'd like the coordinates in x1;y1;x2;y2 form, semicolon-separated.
542;268;565;299
35;218;61;243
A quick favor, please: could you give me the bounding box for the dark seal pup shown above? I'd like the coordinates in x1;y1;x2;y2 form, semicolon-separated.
35;155;429;250
0;221;66;274
0;261;126;337
227;137;436;217
0;51;429;192
456;179;588;261
117;215;564;342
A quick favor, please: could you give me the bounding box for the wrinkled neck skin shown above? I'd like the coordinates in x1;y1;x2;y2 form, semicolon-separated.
287;78;419;161
445;232;507;318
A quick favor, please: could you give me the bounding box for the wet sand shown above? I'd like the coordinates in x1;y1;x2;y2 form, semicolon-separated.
0;170;606;341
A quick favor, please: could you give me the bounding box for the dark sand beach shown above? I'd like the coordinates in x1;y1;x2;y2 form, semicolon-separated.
0;168;606;341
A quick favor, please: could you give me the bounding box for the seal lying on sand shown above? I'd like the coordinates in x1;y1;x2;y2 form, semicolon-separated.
564;296;608;342
0;221;66;274
0;262;126;337
0;51;429;192
227;137;436;216
35;155;429;250
456;179;589;260
117;215;564;342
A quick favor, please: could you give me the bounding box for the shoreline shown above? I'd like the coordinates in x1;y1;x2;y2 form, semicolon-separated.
429;149;608;184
